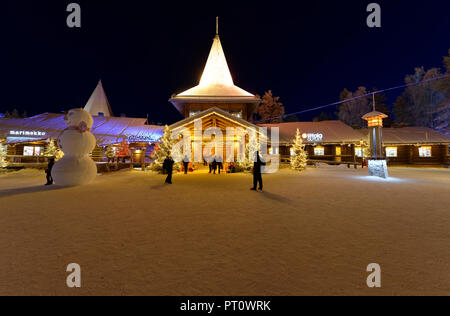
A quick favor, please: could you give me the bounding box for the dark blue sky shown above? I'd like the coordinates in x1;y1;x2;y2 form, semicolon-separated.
1;1;449;123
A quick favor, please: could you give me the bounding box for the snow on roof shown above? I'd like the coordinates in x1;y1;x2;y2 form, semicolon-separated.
84;80;113;117
171;35;257;101
362;127;450;145
362;111;388;119
258;121;367;144
0;113;163;145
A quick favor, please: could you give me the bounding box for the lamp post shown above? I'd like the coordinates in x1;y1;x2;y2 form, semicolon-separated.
362;96;389;178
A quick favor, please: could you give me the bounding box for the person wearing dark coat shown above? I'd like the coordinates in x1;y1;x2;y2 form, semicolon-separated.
217;160;223;174
251;152;266;191
183;155;189;175
211;158;218;174
45;157;55;186
163;156;174;184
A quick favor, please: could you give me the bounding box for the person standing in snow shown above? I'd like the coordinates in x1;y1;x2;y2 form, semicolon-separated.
45;157;55;186
251;152;266;191
217;159;223;175
183;155;189;175
163;156;174;184
212;157;218;174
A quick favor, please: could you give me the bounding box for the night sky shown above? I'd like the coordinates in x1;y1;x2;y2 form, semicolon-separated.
1;1;450;124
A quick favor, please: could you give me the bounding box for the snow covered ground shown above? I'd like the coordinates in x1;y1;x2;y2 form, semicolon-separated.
0;166;449;296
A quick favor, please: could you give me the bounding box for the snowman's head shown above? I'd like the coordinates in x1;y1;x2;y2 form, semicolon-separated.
65;108;94;129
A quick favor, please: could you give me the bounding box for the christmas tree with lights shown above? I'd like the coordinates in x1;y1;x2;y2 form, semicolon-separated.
291;129;308;171
150;125;177;172
44;139;63;160
0;139;8;168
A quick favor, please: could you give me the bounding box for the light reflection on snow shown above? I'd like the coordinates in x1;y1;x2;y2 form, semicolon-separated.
349;176;411;183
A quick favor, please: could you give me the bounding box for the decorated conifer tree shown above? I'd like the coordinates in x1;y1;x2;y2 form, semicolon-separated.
105;144;116;162
44;139;56;157
44;139;64;161
150;125;177;172
291;129;308;171
240;131;260;171
0;139;8;168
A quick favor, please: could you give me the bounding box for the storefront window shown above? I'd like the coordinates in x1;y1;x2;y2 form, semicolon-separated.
314;146;325;156
419;146;432;158
386;147;398;158
355;147;363;158
23;146;44;157
23;146;34;156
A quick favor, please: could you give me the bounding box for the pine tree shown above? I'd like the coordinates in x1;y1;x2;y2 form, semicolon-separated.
150;125;177;172
256;90;285;123
0;139;8;168
433;99;450;135
434;50;450;135
338;87;372;128
400;67;445;127
291;129;308;171
393;96;410;126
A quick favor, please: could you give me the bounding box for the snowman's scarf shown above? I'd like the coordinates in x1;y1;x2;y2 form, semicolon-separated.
56;121;92;151
65;121;91;133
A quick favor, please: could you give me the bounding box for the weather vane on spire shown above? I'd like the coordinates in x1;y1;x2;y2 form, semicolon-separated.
216;16;219;35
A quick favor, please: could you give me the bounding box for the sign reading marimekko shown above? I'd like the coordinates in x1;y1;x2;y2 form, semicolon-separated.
9;130;47;137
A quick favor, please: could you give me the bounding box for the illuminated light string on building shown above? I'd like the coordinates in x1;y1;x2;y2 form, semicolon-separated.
252;73;450;124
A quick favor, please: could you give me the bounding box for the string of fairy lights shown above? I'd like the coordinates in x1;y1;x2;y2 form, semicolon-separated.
252;73;450;124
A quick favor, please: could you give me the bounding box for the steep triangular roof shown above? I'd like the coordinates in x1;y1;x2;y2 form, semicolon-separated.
84;80;113;117
174;35;256;99
170;107;261;131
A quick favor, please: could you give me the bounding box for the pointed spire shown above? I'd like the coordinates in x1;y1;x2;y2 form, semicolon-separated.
174;17;256;100
198;30;234;87
84;80;113;117
216;16;219;36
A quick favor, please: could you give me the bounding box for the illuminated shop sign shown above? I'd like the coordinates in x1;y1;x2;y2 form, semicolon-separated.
9;130;47;137
302;133;323;142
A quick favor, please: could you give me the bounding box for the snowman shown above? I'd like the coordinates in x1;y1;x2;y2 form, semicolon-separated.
52;108;97;186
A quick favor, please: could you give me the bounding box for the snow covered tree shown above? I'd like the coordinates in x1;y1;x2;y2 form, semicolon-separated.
150;125;177;172
434;50;450;135
338;87;372;128
0;139;8;168
403;67;445;128
393;96;410;126
291;129;308;171
434;99;450;135
256;90;285;123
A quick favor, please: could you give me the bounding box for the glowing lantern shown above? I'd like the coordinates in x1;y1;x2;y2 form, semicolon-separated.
362;109;389;178
362;111;388;127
